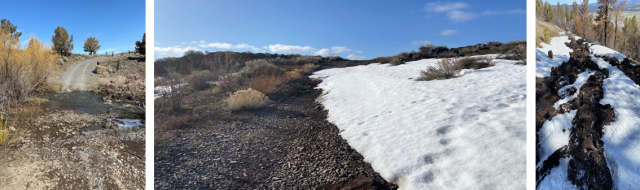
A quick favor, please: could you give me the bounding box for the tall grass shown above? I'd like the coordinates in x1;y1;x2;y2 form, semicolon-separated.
0;32;58;100
0;99;26;149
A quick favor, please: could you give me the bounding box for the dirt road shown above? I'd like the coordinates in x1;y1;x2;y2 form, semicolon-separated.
59;57;108;91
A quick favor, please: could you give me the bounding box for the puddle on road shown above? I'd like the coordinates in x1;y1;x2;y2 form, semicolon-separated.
44;91;145;130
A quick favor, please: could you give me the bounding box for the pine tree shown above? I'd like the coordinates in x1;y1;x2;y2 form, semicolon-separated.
51;26;73;56
566;4;571;21
612;0;626;50
135;33;145;56
545;2;555;22
83;37;101;55
596;0;618;46
0;19;21;39
537;0;545;17
572;1;580;21
579;0;591;38
558;2;565;21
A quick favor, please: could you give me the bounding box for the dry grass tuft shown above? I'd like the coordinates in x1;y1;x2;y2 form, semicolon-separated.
226;88;269;111
419;58;465;81
299;63;319;74
286;70;302;79
94;65;110;77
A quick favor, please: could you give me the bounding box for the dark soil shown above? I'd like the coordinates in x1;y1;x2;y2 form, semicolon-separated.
536;38;617;189
154;76;397;189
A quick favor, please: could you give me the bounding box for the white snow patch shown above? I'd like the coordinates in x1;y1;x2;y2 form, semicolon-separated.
112;118;145;129
591;55;640;190
154;83;186;99
311;57;525;189
536;109;576;168
537;158;578;189
590;44;626;63
553;71;594;110
537;36;573;77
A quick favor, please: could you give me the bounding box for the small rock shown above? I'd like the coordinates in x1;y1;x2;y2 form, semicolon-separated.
548;50;553;58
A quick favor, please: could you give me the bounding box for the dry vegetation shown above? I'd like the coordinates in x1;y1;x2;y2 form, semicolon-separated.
225;88;270;111
92;54;146;103
0;33;59;101
537;20;566;47
419;56;495;81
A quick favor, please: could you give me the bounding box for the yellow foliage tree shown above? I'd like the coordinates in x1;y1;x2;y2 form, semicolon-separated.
0;31;58;100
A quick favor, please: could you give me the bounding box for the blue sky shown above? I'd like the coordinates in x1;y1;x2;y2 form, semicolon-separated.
2;0;145;54
155;0;525;59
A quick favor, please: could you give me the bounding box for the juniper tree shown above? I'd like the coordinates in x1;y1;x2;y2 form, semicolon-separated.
135;33;145;56
51;26;73;56
83;37;101;55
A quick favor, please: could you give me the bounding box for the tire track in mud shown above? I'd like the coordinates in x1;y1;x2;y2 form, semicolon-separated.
536;38;619;189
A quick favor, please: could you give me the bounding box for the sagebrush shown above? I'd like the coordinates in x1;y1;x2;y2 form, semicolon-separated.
226;88;269;111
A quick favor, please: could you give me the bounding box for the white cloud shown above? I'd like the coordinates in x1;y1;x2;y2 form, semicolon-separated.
189;40;207;44
424;2;476;22
198;42;233;49
440;30;460;36
331;46;352;53
96;33;103;36
181;42;186;44
356;50;363;53
347;54;367;60
315;49;334;56
315;46;353;56
155;46;200;55
268;44;316;53
425;2;469;12
412;40;433;45
154;41;160;45
197;43;262;52
447;10;476;22
482;9;525;16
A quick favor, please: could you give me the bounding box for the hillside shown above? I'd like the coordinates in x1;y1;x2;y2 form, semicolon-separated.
536;20;567;48
536;35;640;189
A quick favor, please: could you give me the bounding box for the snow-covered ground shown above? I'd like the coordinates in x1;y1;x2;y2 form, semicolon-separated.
537;36;640;189
111;118;145;129
536;36;573;77
310;56;525;189
154;83;186;99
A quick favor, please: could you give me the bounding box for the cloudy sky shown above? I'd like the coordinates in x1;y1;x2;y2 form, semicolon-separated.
155;0;525;59
2;0;145;54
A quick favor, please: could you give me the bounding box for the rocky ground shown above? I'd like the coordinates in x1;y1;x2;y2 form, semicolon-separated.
535;37;640;189
0;110;145;190
155;76;397;189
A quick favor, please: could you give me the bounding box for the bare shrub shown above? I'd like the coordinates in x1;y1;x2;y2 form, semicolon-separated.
419;58;465;81
240;59;282;79
390;57;402;65
226;88;269;111
157;71;187;112
186;70;212;91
